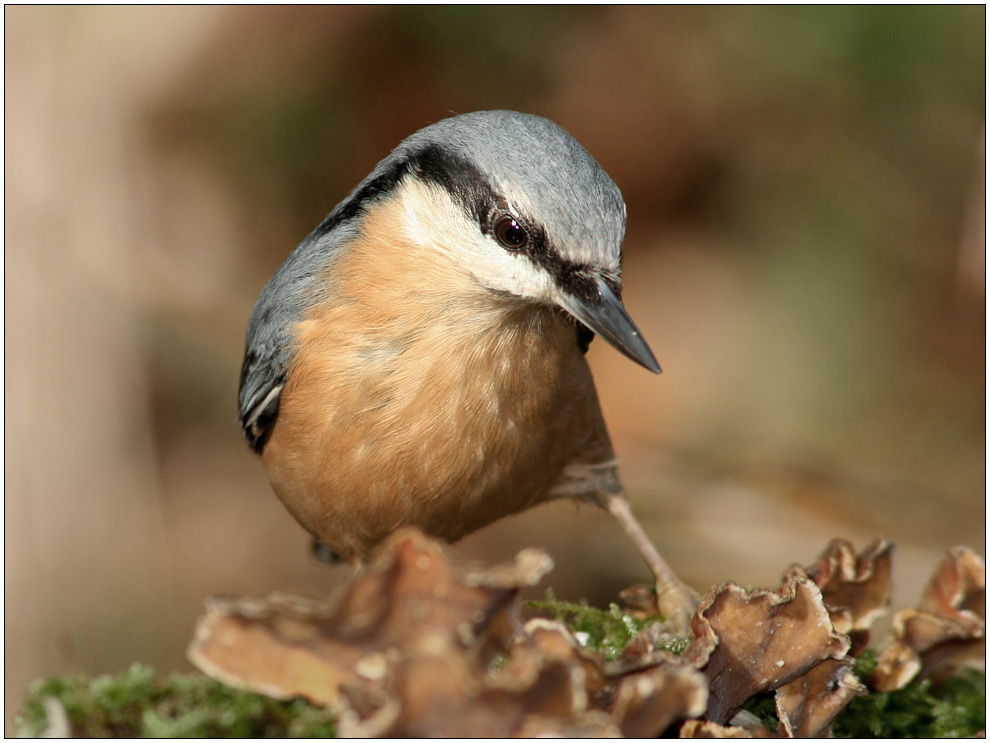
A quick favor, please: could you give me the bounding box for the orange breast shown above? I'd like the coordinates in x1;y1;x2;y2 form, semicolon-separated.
261;199;616;559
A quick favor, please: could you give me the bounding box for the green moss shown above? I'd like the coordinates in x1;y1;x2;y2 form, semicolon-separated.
525;589;687;661
834;670;985;738
850;647;880;679
14;664;335;738
729;655;984;738
739;692;780;734
735;652;984;738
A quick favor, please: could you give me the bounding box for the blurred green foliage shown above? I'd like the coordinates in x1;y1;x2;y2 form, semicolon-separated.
15;665;335;738
835;669;986;738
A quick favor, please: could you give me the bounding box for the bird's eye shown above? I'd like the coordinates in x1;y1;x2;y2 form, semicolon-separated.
494;216;529;251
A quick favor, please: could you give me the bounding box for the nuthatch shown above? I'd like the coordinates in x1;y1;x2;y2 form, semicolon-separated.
238;110;696;625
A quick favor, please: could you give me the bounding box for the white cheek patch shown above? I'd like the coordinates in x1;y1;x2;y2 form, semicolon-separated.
393;177;557;303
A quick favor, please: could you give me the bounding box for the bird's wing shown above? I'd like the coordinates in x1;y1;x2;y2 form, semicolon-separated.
237;212;363;452
238;335;289;452
237;133;505;451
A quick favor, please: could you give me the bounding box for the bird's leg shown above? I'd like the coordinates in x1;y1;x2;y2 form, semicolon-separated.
598;492;698;635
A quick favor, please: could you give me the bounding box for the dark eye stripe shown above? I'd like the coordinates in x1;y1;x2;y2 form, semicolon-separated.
400;145;607;303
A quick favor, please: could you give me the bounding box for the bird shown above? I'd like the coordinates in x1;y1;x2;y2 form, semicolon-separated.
237;110;696;627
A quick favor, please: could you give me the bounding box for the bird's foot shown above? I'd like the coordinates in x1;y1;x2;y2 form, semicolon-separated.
653;575;699;637
598;492;699;636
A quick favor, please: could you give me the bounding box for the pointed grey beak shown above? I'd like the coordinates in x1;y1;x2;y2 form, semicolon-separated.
558;277;661;374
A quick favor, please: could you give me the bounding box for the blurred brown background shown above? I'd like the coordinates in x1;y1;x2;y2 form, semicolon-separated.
5;6;984;726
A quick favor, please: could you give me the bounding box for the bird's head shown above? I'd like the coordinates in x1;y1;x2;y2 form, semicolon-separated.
346;110;661;373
